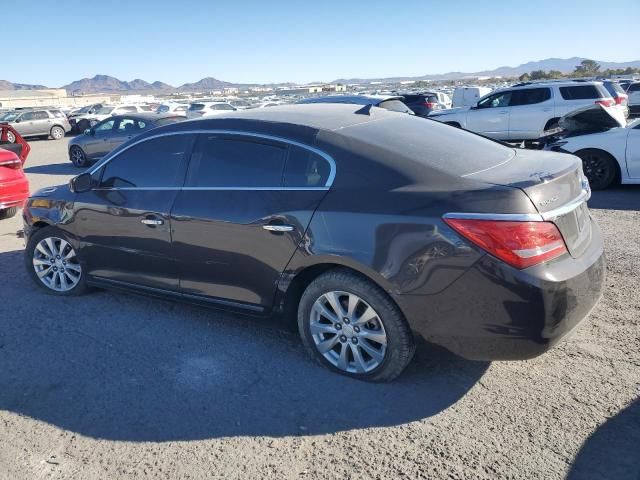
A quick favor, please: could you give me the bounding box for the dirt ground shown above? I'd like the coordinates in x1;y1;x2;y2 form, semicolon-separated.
0;137;638;479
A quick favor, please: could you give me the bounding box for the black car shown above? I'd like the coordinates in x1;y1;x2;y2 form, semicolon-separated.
23;104;605;381
297;95;414;114
68;113;186;167
400;93;441;117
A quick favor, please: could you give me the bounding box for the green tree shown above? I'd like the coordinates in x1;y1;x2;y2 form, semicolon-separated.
519;73;530;82
548;70;564;79
574;59;601;77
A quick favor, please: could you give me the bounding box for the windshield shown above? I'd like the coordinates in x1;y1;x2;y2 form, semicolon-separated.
96;107;114;115
1;112;20;121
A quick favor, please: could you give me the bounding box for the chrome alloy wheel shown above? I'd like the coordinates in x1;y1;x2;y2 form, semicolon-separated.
310;291;388;374
32;237;82;292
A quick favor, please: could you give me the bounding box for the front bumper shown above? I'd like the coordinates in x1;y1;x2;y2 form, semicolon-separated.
395;218;606;360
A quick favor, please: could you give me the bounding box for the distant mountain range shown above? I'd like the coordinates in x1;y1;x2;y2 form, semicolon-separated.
1;58;639;94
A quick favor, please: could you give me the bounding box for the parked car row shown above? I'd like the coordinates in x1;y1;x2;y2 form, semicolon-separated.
0;108;72;141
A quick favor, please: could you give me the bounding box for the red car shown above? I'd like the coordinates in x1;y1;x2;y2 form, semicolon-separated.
0;124;30;219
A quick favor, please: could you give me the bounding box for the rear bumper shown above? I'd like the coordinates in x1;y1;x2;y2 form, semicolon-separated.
395;218;606;360
0;177;29;210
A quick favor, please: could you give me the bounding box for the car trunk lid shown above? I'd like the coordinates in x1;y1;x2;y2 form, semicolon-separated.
464;148;592;258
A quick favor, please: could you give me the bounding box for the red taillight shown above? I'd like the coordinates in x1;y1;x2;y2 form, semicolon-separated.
595;99;615;107
614;95;627;105
423;102;438;109
443;218;568;269
0;158;21;169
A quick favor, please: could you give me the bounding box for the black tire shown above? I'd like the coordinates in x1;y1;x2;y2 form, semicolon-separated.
25;226;89;296
576;149;618;190
298;268;415;382
445;122;461;128
0;207;17;220
69;145;88;168
50;126;65;140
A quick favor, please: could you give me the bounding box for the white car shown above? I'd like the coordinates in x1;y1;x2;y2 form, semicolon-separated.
546;105;640;190
74;104;153;130
186;101;237;119
627;82;640;117
430;81;621;142
155;103;189;116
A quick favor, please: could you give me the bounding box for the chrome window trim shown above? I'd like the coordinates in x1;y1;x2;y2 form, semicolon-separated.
91;186;330;192
88;129;336;188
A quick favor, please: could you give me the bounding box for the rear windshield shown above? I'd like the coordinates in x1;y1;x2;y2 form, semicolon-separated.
339;115;514;177
189;103;205;111
211;104;235;111
604;82;625;96
560;85;604;100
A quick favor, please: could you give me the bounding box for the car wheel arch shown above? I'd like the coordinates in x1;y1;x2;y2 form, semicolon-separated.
276;260;400;327
575;147;621;184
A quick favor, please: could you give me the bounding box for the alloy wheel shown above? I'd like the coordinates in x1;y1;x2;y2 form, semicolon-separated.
582;152;611;186
70;147;86;167
6;131;15;143
32;237;82;292
51;127;64;139
309;291;388;374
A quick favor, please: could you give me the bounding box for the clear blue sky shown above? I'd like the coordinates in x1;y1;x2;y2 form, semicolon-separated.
6;0;638;86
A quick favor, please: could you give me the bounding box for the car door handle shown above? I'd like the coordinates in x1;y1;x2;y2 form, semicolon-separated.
141;218;164;226
263;224;295;232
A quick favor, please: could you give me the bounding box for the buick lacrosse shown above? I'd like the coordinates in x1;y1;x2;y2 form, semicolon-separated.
23;104;605;381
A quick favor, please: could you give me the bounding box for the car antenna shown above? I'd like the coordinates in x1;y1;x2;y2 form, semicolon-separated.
354;104;374;115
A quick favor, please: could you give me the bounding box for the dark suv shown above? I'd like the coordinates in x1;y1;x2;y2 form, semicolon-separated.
23;104;605;381
400;93;441;117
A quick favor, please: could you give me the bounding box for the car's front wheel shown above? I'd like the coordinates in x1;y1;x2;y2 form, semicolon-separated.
298;269;415;381
25;227;88;296
0;207;17;220
577;149;618;190
69;145;88;167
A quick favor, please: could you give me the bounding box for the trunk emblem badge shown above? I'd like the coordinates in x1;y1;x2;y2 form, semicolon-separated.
538;196;559;208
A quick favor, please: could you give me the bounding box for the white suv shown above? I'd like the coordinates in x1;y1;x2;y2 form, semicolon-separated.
429;81;621;141
627;82;640;117
186;101;237;119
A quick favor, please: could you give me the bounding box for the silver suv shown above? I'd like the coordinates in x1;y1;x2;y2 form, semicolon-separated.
2;109;71;141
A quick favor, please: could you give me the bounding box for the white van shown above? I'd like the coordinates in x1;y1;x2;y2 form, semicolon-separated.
452;87;492;108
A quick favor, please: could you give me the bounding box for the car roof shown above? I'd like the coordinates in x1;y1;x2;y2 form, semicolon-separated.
110;112;182;121
299;95;403;106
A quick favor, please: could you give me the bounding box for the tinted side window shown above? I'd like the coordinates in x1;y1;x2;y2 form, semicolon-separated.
283;146;331;187
186;135;286;188
511;88;551;106
33;111;49;120
100;134;191;188
477;91;512;108
559;85;600;100
628;83;640;92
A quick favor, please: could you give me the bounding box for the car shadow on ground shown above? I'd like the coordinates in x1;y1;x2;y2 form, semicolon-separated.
24;162;81;176
0;249;489;442
566;398;640;480
588;184;640;211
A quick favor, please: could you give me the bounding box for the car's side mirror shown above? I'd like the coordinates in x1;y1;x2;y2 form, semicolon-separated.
84;128;94;136
69;172;94;193
14;118;21;123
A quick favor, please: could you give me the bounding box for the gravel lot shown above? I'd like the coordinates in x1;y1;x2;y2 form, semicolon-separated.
0;136;638;480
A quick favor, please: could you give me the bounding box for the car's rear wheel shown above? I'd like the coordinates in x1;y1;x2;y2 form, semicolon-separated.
6;131;15;143
70;145;88;167
25;227;88;296
0;207;17;220
50;126;65;140
576;149;618;190
298;269;415;381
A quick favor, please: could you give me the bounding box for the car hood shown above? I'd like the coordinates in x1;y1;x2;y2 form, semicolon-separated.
428;107;470;116
558;104;626;137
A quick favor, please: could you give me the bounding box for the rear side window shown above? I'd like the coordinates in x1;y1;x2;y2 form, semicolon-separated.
283;146;331;187
189;103;205;111
100;134;191;188
604;82;625;96
626;83;640;92
50;110;65;118
559;85;601;100
186;135;286;188
511;88;551;106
